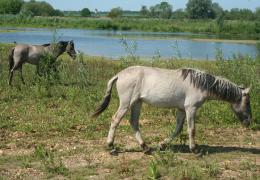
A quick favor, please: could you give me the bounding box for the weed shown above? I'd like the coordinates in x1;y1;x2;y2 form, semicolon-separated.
206;161;220;177
34;144;69;176
240;159;257;172
148;161;161;180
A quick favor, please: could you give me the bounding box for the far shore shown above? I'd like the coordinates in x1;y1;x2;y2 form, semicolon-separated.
192;38;259;45
0;26;259;45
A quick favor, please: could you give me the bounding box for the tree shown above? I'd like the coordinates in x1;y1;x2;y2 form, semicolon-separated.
256;7;260;20
107;7;123;18
20;0;61;17
226;8;255;20
172;9;187;19
216;12;225;32
0;0;24;14
140;5;149;17
239;9;254;20
53;9;64;17
212;2;223;18
81;8;91;17
150;2;173;18
186;0;214;19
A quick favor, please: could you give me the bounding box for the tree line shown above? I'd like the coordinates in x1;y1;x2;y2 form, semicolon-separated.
139;0;260;20
0;0;63;17
0;0;259;21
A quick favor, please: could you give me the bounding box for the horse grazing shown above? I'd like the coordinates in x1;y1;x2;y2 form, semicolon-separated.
8;40;76;85
92;66;252;154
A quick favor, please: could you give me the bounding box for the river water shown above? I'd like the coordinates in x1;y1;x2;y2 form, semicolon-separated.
0;28;257;60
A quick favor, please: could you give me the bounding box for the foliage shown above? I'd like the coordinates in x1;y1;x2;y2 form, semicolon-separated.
20;0;62;17
256;7;260;20
81;8;91;17
0;0;24;14
186;0;214;19
52;9;64;17
34;144;69;176
212;2;223;18
148;161;161;179
1;15;260;38
216;12;225;32
140;5;149;17
150;1;173;19
38;53;60;81
225;8;255;20
107;7;123;18
172;9;187;19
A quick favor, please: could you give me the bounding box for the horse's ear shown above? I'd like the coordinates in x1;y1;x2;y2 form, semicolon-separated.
238;84;245;89
242;87;251;96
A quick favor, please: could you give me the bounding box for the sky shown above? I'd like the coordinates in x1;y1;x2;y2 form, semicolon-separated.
25;0;260;11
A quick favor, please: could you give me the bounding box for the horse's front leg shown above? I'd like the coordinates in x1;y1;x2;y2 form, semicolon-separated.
129;101;151;154
185;107;197;152
159;109;186;150
18;67;25;84
8;70;14;86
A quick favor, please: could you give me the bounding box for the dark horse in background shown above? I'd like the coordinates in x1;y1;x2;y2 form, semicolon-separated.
8;40;76;85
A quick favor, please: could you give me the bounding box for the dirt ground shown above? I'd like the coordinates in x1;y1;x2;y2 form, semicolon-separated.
0;122;259;179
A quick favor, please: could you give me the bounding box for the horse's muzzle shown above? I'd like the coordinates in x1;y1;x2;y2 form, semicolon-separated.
242;119;251;127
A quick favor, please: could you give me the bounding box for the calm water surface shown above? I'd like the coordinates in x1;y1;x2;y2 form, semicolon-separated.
0;28;257;60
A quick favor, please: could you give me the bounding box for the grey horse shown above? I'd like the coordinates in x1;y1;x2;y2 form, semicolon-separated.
92;66;252;155
8;40;76;85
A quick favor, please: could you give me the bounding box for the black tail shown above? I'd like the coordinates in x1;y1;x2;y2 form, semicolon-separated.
92;76;118;118
8;48;15;73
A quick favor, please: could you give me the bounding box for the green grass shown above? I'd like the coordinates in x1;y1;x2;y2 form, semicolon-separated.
0;15;259;39
0;43;259;179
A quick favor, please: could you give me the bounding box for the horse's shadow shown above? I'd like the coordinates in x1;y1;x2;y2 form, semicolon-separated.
168;144;260;155
117;144;260;155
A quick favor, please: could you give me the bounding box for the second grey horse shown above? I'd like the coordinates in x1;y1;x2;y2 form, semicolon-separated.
92;66;252;155
8;40;76;85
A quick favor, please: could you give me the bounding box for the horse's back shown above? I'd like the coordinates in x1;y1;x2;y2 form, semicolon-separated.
13;44;30;60
14;44;45;64
116;66;189;108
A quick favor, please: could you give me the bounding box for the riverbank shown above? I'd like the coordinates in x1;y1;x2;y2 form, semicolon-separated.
0;15;259;40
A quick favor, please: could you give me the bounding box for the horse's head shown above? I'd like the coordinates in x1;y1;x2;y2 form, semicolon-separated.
65;40;77;59
231;87;252;127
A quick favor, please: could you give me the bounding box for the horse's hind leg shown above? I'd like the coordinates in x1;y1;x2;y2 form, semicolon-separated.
107;104;128;152
129;101;151;154
8;60;24;85
159;109;186;150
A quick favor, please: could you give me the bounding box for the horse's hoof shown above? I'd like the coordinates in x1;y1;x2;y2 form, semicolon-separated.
158;143;167;151
143;147;152;155
141;143;152;155
109;149;118;156
190;145;199;154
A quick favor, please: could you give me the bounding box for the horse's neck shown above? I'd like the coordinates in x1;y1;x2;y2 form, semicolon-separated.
205;84;242;103
45;45;65;58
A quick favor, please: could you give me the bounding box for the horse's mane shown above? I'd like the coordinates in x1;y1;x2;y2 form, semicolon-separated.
41;43;51;47
181;68;242;102
41;41;68;47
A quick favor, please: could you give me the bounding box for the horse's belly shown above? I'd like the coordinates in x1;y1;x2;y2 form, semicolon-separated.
141;94;185;109
27;56;40;65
